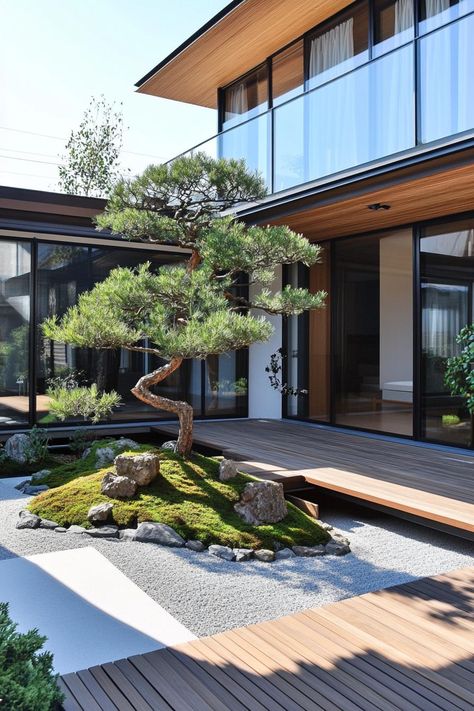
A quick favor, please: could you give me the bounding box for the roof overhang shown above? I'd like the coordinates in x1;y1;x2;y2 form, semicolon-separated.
136;0;353;108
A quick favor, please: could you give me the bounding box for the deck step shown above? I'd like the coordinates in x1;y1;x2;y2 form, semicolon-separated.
286;493;319;519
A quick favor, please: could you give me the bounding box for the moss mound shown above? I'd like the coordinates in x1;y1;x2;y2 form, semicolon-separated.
29;446;329;549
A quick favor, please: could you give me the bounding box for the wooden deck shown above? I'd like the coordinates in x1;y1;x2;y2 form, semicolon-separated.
59;566;474;710
155;419;474;536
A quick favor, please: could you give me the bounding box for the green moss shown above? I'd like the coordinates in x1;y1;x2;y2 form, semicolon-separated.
0;454;59;478
29;448;329;549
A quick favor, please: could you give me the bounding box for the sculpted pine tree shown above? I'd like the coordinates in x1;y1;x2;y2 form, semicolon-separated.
44;155;325;456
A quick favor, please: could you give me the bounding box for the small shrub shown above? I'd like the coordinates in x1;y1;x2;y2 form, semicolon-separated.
46;383;121;423
69;428;96;454
0;602;63;711
23;427;49;464
442;414;461;427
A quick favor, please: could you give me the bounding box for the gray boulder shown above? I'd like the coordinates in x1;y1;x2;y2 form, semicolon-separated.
39;518;59;530
325;541;351;556
87;502;114;525
208;544;235;561
5;434;30;463
254;549;275;562
185;540;206;552
23;484;49;496
160;440;177;452
114;438;140;451
292;545;326;557
14;479;30;491
31;469;51;482
133;522;185;547
94;447;116;469
115;452;160;486
101;472;137;499
233;548;253;562
234;481;287;525
119;528;137;541
81;447;91;460
85;526;119;539
330;532;350;546
16;510;41;529
275;548;296;560
68;525;86;534
219;459;238;481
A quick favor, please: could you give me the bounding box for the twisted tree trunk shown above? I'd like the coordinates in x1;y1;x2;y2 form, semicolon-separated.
131;357;193;457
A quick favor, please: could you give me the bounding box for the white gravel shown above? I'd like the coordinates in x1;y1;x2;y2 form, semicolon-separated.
0;477;472;637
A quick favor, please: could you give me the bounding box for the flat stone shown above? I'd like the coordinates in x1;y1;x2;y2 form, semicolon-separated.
54;527;67;533
233;548;253;562
133;522;185;547
119;528;138;541
88;502;114;525
85;526;119;539
234;481;287;525
14;479;30;491
68;525;86;534
39;518;59;530
208;545;235;561
31;469;51;482
219;459;238;481
292;545;326;557
16;511;41;529
101;472;138;499
275;548;296;560
330;533;350;546
23;484;49;495
186;540;206;552
254;549;275;562
115;452;160;486
325;541;351;556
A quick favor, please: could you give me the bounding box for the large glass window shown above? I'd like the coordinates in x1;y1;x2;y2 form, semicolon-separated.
223;65;268;129
334;230;413;436
419;0;474;34
373;0;414;57
420;219;473;446
0;240;31;425
307;1;369;89
272;41;304;106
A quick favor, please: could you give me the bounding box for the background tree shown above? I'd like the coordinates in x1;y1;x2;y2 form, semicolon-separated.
445;324;474;446
44;155;326;456
58;95;124;197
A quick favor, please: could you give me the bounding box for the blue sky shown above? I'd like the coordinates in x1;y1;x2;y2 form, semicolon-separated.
0;0;227;191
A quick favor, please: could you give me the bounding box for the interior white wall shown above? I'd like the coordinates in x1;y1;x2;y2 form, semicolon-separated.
248;265;282;419
379;230;413;389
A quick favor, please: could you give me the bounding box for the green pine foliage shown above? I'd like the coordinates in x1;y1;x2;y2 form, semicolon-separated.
46;383;122;423
445;325;474;413
0;602;63;711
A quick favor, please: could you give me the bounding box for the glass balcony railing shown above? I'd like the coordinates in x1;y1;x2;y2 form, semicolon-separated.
169;12;474;195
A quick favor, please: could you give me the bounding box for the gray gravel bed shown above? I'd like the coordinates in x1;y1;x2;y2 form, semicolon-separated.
0;478;472;637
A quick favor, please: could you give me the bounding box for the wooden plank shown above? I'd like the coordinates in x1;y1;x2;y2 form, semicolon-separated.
100;662;157;711
76;669;120;711
286;494;319;518
114;659;174;711
88;665;136;711
59;673;103;711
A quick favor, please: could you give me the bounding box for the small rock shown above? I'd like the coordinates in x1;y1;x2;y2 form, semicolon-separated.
275;548;296;560
16;511;40;529
81;447;91;460
85;526;119;539
115;452;160;486
114;438;139;451
330;533;350;546
119;528;138;541
23;485;49;495
208;545;235;561
88;502;114;525
160;440;177;452
68;525;86;534
39;518;59;530
31;469;51;482
254;549;275;562
14;479;30;491
94;446;116;468
186;540;206;552
54;527;67;533
219;459;238;481
234;481;287;525
316;520;333;532
325;541;351;556
5;433;30;463
233;548;253;562
101;472;138;499
133;522;185;547
292;545;326;557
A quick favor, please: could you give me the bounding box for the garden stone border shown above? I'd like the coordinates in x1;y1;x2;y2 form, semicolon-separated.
16;510;351;561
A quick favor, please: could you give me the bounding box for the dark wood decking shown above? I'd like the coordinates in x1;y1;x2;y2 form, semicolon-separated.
59;566;474;710
155;420;474;535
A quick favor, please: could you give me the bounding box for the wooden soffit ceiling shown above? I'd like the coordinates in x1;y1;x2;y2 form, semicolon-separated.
136;0;353;108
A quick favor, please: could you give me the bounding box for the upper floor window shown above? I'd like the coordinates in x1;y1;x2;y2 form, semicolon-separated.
373;0;414;57
272;40;304;106
222;65;268;129
419;0;474;33
307;1;369;89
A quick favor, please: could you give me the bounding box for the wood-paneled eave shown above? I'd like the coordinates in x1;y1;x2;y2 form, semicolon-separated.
241;145;474;240
136;0;354;108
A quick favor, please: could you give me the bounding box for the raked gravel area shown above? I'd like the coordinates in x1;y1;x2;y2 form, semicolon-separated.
0;476;473;637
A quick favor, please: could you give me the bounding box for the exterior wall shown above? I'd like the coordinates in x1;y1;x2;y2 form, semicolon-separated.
248;265;282;419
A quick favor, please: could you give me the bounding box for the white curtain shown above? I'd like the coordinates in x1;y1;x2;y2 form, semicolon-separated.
227;83;248;121
424;0;451;30
395;0;414;33
309;19;354;79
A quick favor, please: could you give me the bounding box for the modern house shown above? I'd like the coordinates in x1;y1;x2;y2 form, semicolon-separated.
136;0;474;451
1;0;473;453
